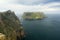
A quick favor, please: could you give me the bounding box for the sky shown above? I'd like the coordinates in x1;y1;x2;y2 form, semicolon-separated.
0;0;60;15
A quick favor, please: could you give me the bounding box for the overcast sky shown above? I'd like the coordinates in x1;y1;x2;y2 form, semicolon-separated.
0;0;60;15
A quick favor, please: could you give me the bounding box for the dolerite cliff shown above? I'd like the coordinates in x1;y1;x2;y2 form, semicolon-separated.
0;10;22;40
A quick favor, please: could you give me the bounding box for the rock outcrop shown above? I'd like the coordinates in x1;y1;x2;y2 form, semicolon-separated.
0;33;6;40
0;10;22;40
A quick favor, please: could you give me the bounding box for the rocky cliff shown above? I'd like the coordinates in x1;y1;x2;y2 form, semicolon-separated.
0;10;22;40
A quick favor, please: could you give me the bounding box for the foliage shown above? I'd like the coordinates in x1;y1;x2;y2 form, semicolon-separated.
0;10;21;40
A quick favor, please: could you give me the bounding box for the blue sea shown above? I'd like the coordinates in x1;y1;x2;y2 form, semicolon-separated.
22;14;60;40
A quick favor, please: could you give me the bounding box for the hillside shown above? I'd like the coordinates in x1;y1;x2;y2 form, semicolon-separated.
0;10;22;40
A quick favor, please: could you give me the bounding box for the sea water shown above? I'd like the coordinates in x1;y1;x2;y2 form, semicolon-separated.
22;14;60;40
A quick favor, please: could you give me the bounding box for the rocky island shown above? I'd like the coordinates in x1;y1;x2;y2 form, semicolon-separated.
22;12;46;20
0;10;25;40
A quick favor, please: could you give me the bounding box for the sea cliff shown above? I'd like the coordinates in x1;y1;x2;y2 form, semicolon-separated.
0;10;24;40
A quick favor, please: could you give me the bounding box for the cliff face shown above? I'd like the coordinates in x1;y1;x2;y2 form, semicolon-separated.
0;10;21;40
23;12;46;20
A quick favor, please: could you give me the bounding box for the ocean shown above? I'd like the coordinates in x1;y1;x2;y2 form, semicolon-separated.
22;14;60;40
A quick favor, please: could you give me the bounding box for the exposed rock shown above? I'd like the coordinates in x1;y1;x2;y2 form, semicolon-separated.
0;33;6;40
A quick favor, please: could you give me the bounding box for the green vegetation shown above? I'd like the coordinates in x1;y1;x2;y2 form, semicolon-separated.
23;12;46;20
0;10;21;40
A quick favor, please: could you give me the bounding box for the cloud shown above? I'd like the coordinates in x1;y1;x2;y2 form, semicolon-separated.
16;0;46;5
0;0;60;5
0;0;48;5
0;0;60;15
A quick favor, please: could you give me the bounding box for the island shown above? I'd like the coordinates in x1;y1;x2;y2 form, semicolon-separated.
22;12;46;20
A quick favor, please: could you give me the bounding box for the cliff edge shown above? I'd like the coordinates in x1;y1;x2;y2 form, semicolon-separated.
0;10;22;40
